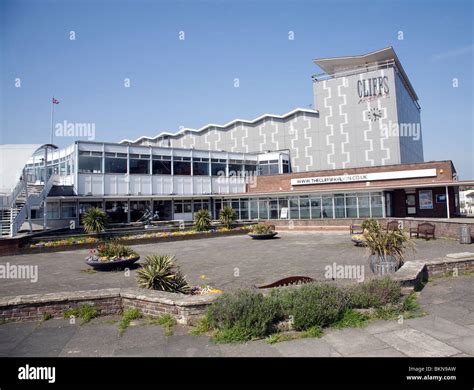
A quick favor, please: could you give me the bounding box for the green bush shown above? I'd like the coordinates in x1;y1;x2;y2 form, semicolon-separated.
331;309;370;329
250;223;273;235
361;218;379;232
97;242;137;259
207;289;280;339
82;207;107;234
194;209;211;231
63;304;99;324
286;283;348;330
118;308;142;335
219;206;237;229
212;326;253;344
347;277;401;308
136;254;190;294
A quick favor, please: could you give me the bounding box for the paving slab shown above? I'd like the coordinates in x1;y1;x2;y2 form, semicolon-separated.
347;347;406;357
218;340;282;357
444;336;474;355
113;325;168;357
0;322;37;356
270;337;342;357
405;315;474;341
10;319;78;357
374;328;461;357
322;328;388;356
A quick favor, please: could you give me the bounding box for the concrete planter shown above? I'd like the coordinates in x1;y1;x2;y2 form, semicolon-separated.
369;254;399;275
248;232;278;240
85;256;140;271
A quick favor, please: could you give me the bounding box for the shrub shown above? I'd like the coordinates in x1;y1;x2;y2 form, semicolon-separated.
136;254;191;294
148;314;176;336
361;218;379;232
118;308;142;335
285;283;348;330
63;304;99;324
331;309;370;329
347;277;401;308
207;289;280;338
251;223;273;235
212;326;253;344
219;206;237;229
82;207;107;234
363;225;415;266
97;242;137;259
194;209;212;231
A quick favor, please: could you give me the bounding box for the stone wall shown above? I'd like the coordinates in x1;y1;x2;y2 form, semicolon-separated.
0;288;218;325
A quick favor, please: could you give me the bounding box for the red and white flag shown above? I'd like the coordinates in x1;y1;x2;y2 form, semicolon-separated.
52;97;59;104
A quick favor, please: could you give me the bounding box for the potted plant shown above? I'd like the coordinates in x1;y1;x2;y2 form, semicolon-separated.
85;242;140;271
248;223;278;240
363;224;415;275
219;206;237;229
351;219;379;246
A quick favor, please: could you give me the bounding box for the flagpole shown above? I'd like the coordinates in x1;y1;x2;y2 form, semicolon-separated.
50;96;55;145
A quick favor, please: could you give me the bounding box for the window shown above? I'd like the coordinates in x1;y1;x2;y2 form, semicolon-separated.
345;195;358;218
153;200;172;220
78;151;102;173
278;198;289;219
289;196;299;219
311;197;321;219
299;196;310;219
240;199;249;220
152;160;171;175
61;202;77;218
130;158;150;174
46;202;60;219
228;162;244;176
269;199;278;219
244;164;257;176
282;161;290;173
105;154;127;173
193;159;209;176
105;201;128;223
174;200;192;213
211;159;227;176
130;200;152;222
322;196;333;218
358;193;370;218
249;198;259;219
334;194;346;218
173;157;191;175
371;194;384;217
258;160;279;176
79;202;103;217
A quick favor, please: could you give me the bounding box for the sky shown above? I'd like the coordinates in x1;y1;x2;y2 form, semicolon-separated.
1;0;473;178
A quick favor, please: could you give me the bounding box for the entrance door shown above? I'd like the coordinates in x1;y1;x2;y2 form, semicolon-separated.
405;193;416;215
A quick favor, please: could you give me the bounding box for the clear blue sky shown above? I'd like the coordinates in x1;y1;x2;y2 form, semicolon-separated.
1;0;473;178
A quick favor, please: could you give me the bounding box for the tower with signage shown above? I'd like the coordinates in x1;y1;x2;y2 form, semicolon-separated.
312;46;424;170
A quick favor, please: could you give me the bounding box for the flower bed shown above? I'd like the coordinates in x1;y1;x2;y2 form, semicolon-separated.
25;226;253;253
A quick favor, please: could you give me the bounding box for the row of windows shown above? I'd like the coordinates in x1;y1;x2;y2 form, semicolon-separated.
36;192;384;222
78;155;260;176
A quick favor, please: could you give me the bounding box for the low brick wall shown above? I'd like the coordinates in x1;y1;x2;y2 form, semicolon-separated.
390;256;474;291
266;218;474;239
0;288;219;325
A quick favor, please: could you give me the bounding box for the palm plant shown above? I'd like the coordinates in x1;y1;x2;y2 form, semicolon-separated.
194;208;211;231
363;224;415;268
219;206;237;229
361;218;379;232
136;254;191;294
82;207;107;234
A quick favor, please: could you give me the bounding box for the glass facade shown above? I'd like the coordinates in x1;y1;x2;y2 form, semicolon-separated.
216;192;385;220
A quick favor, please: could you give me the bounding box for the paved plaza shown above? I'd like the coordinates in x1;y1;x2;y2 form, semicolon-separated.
0;232;467;296
0;275;473;357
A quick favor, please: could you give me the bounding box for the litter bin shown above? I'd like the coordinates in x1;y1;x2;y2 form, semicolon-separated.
459;225;472;244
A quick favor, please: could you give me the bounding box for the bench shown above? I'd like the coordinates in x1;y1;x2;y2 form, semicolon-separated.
409;223;435;239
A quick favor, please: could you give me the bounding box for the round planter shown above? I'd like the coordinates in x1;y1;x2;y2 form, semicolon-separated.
85;256;140;271
248;232;278;240
351;238;366;247
369;254;399;275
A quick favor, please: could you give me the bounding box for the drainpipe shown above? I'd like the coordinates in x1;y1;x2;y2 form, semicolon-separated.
446;186;450;219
